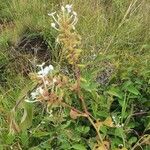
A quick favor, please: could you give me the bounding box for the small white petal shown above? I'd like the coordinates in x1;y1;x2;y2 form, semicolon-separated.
61;6;65;12
72;25;75;30
65;4;72;9
31;91;39;99
65;4;72;13
51;23;60;31
25;99;39;103
37;62;45;68
43;66;52;75
121;123;124;127
73;11;77;16
71;16;78;25
38;65;54;76
116;124;122;128
48;65;54;70
51;23;56;28
48;12;56;16
112;116;115;119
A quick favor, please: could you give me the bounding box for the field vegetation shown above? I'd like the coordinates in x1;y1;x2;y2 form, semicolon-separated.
0;0;150;149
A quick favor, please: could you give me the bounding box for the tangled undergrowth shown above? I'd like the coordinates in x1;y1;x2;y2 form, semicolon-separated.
0;1;150;150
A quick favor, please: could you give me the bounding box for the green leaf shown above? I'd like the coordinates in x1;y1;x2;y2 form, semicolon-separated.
72;144;87;150
122;81;132;88
115;128;126;139
142;44;150;49
127;85;140;95
123;81;140;95
5;134;15;145
100;126;107;135
76;126;90;134
111;137;122;149
81;80;98;92
20;131;29;147
128;137;137;145
20;102;33;130
107;87;123;99
32;130;50;138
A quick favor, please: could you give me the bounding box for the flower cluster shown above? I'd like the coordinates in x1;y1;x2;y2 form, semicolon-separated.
25;61;70;108
112;115;124;128
48;4;78;31
25;63;54;103
37;62;53;77
48;4;81;65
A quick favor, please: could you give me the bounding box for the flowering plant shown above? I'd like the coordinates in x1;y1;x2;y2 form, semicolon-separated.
9;4;134;150
20;4;116;149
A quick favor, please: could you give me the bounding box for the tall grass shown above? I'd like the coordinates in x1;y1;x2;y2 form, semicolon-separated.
73;0;150;79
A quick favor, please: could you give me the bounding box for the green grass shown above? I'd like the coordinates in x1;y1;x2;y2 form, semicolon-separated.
0;0;150;149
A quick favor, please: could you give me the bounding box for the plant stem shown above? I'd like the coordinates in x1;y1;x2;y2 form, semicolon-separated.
87;116;105;147
73;64;105;146
75;65;88;114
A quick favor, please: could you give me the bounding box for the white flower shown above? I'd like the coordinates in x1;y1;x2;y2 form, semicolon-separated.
31;91;38;99
116;123;124;128
65;4;72;13
51;23;56;28
30;86;44;99
51;22;59;31
38;65;54;76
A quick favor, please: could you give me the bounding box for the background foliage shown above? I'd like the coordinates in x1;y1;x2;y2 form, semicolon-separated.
0;0;150;149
